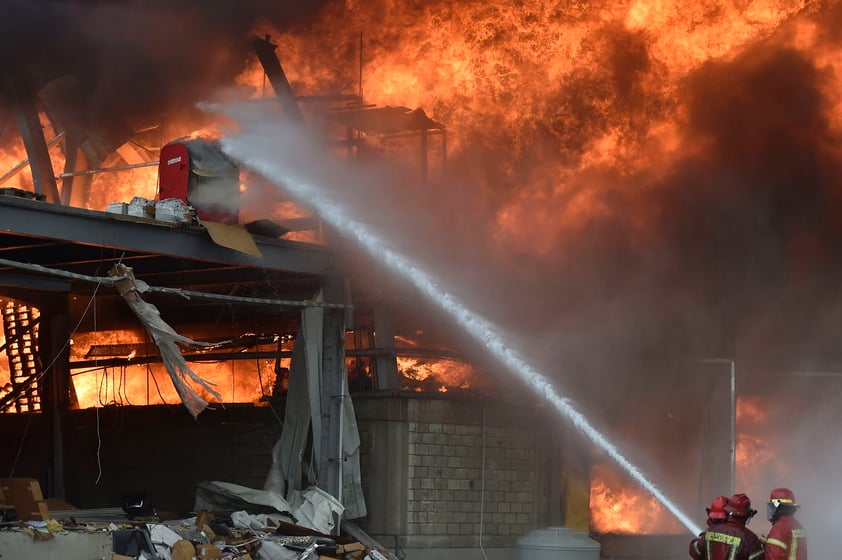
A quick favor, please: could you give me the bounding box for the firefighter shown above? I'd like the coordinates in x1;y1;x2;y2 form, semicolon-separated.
764;487;807;560
690;495;729;558
726;493;765;559
727;493;759;526
690;495;765;560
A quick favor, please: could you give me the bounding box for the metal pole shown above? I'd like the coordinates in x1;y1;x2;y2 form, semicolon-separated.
729;360;736;495
0;131;66;185
700;358;736;495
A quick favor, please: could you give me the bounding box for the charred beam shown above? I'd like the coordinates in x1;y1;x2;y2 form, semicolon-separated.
5;79;61;203
251;35;304;122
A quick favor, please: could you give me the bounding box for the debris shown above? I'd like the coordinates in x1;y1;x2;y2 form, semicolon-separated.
171;539;196;560
195;481;293;518
0;478;51;522
195;481;344;536
0;481;393;560
196;543;223;559
127;196;155;219
23;520;55;540
107;202;129;215
154;198;196;224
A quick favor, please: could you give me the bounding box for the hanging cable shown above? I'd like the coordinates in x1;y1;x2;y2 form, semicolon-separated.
479;399;489;560
95;405;102;484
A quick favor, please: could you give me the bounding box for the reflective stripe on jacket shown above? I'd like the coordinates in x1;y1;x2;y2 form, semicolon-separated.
765;516;806;560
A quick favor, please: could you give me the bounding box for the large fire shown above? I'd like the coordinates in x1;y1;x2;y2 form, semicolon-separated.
1;0;839;540
590;396;788;534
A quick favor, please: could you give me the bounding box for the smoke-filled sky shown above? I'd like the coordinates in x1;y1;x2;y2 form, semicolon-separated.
3;0;842;546
0;0;328;124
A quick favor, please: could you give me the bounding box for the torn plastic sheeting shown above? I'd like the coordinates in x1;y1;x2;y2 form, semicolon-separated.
195;481;293;517
255;540;300;560
288;487;344;536
196;482;342;535
109;263;221;417
230;510;292;532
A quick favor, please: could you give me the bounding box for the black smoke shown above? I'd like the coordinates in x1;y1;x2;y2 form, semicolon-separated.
0;0;329;122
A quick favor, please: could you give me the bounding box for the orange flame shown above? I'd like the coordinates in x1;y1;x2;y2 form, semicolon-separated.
69;330;281;408
589;462;684;535
397;355;481;392
236;1;829;258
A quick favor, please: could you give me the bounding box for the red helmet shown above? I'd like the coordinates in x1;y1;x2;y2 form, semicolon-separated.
767;487;799;522
726;493;757;523
706;495;729;521
769;487;798;507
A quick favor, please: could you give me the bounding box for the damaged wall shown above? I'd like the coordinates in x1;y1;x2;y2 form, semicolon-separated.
0;392;563;549
0;406;281;512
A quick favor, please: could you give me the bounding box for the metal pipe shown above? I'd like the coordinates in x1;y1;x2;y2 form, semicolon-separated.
54;160;158;179
729;360;735;495
68;346;465;370
0;131;66;185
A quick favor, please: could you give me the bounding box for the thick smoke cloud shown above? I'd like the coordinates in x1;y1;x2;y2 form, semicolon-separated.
0;0;329;122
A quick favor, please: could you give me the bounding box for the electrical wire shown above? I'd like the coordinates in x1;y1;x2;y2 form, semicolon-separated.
478;399;489;560
146;363;168;405
0;256;350;309
95;405;102;484
93;273;103;484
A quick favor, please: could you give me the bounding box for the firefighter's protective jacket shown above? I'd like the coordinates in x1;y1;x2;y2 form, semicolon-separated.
764;515;807;560
689;520;765;560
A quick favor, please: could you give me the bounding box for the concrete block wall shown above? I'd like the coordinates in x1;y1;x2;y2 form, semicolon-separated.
354;392;556;555
406;421;538;542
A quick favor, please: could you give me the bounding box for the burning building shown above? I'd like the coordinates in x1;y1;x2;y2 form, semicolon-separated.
3;0;842;558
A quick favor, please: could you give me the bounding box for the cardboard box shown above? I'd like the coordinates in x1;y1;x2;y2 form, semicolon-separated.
0;478;50;521
172;539;197;560
338;542;366;554
196;543;222;559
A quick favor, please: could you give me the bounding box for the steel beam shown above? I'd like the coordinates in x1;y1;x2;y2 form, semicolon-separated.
0;271;71;292
251;35;304;122
5;79;61;203
0;196;337;276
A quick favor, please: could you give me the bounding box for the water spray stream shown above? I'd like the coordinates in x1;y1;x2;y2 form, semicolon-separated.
218;114;702;536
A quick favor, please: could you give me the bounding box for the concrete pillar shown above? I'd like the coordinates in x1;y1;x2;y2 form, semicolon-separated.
37;295;71;499
373;304;400;391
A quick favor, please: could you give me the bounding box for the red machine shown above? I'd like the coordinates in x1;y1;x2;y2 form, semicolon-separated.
158;139;240;224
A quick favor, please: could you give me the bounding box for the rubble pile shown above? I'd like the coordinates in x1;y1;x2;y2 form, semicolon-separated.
0;478;391;560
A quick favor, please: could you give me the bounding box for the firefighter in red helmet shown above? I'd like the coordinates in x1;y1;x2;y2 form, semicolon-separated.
706;495;730;526
690;495;764;560
727;493;758;525
764;487;807;560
